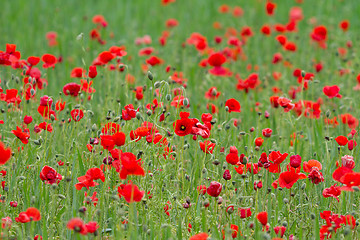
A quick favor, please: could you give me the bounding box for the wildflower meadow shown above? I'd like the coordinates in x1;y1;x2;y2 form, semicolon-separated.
1;0;360;239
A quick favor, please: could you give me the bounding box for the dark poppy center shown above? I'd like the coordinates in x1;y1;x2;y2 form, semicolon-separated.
180;125;186;130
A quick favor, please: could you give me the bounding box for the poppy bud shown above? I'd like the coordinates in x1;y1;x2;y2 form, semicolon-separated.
256;211;268;226
147;71;153;81
203;199;210;208
154;81;161;88
79;206;87;213
212;159;220;165
226;205;234;214
248;222;254;229
207;181;222;197
24;115;33;125
262;128;273;138
183;202;190;209
183;98;189;106
341;155;355;169
250;127;255;132
166;94;172;101
217;196;223;204
290;155;301;168
136;112;142;120
223;169;231;180
301;70;306;77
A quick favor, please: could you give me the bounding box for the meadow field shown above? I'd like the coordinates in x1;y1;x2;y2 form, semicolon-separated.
0;0;360;239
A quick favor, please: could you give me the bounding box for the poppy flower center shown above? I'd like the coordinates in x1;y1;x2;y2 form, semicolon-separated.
180;125;186;130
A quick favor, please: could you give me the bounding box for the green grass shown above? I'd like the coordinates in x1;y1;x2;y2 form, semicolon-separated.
0;0;360;239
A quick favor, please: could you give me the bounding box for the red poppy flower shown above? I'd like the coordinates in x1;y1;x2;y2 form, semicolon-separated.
322;184;341;202
119;152;145;179
88;65;97;78
238;208;252;218
340;172;360;191
40;165;62;184
323;85;341;98
27;56;40;67
205;87;221;100
189;232;208;240
256;211;268;226
86;168;105;182
225;98;241;113
268;151;288;173
335;135;348;146
173;112;194;136
312;25;328;41
70;67;85;78
197;185;207;195
122;104;137;120
255;137;264;147
42;54;57;68
276;35;287;45
289;155;302;168
117;182;144;203
261;25;271;35
55;100;66;111
229;224;239;238
15;207;41;223
85;221;99;233
303;160;322;172
23;115;33;125
12;126;30;144
146;56;164;66
199;140;215;154
348;140;357;151
38;122;53;132
100;135;115;150
339;20;350;31
1;89;21;105
207;181;222;197
278;170;300;189
112;132;126;146
161;0;176;6
308;167;324;184
63;83;81;97
274;226;286;237
71;109;84;122
262;128;273;138
98;51;114;64
46;32;58;46
0;141;11;165
266;2;276;15
226;146;239;165
67;218;88;235
284;41;297;51
207;53;231;76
